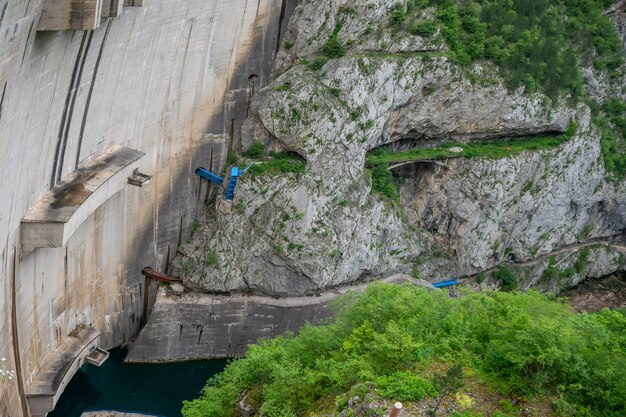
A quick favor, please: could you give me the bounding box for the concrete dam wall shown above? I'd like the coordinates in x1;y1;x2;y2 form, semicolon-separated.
0;1;295;415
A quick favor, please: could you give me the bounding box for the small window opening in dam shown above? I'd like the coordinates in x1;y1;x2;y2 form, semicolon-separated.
47;348;227;417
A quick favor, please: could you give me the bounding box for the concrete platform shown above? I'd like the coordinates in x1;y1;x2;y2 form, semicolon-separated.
26;324;101;417
20;146;144;258
38;0;103;31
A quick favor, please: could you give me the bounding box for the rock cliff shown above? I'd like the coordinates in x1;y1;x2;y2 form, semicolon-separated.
181;0;626;296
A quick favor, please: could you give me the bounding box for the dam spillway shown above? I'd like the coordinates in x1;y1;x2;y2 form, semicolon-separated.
0;1;297;416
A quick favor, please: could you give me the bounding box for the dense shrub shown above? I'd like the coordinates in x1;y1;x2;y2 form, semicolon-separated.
182;285;626;417
242;141;265;158
368;163;400;202
493;265;517;290
415;0;624;101
376;371;437;400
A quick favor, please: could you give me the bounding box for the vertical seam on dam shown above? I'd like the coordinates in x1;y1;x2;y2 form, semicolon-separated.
50;32;87;188
75;19;113;169
10;250;29;417
19;21;35;69
56;30;94;184
0;2;7;28
0;81;6;122
274;0;288;57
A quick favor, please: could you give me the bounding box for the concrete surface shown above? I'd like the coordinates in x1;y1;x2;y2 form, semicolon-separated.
0;1;297;415
20;146;144;257
38;0;103;31
25;324;100;417
126;275;432;362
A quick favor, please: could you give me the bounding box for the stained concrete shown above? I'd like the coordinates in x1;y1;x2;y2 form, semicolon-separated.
0;1;297;415
20;146;144;257
25;324;100;417
127;275;432;362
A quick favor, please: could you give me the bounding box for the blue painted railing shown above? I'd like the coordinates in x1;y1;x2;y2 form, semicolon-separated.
433;279;458;288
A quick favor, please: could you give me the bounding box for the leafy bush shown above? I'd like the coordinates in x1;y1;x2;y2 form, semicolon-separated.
242;141;265;158
389;3;407;25
309;56;328;71
376;371;437;400
183;285;626;417
493;264;516;291
410;18;437;36
323;21;346;58
368;164;400;202
598;97;626;179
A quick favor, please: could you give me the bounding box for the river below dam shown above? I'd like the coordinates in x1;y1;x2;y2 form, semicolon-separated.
47;348;228;417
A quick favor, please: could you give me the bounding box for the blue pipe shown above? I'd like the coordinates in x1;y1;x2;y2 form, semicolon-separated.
433;279;458;288
195;167;224;186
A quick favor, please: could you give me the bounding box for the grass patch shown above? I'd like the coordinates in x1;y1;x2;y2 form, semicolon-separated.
206;250;219;267
242;141;265;158
366;123;576;167
249;151;306;176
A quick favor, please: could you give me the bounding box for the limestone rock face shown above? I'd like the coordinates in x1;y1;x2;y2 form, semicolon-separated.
182;0;626;295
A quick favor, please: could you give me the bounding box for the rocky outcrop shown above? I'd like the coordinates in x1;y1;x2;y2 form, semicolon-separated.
181;0;626;296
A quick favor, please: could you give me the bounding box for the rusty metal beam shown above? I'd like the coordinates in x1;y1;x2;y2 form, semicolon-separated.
141;267;182;284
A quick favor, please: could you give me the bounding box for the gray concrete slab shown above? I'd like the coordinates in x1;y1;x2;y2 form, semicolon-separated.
26;324;101;417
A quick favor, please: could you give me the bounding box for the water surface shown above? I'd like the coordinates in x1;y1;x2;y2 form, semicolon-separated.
48;348;228;417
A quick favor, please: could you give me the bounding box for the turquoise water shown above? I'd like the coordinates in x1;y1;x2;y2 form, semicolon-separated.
48;348;228;417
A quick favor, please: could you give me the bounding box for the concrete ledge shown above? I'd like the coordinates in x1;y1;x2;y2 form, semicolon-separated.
102;0;124;17
26;324;101;417
38;0;103;31
21;146;144;258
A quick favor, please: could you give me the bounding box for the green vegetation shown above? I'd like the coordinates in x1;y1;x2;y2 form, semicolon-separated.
492;264;517;291
242;141;265;158
249;151;306;176
206;250;218;267
309;56;328;71
597;97;626;179
323;21;346;58
182;285;626;417
369;163;401;202
393;0;623;101
366;124;576;201
376;371;436;401
367;124;576;167
383;1;625;178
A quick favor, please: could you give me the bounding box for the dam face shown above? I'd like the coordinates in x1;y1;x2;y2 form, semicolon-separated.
0;1;295;415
